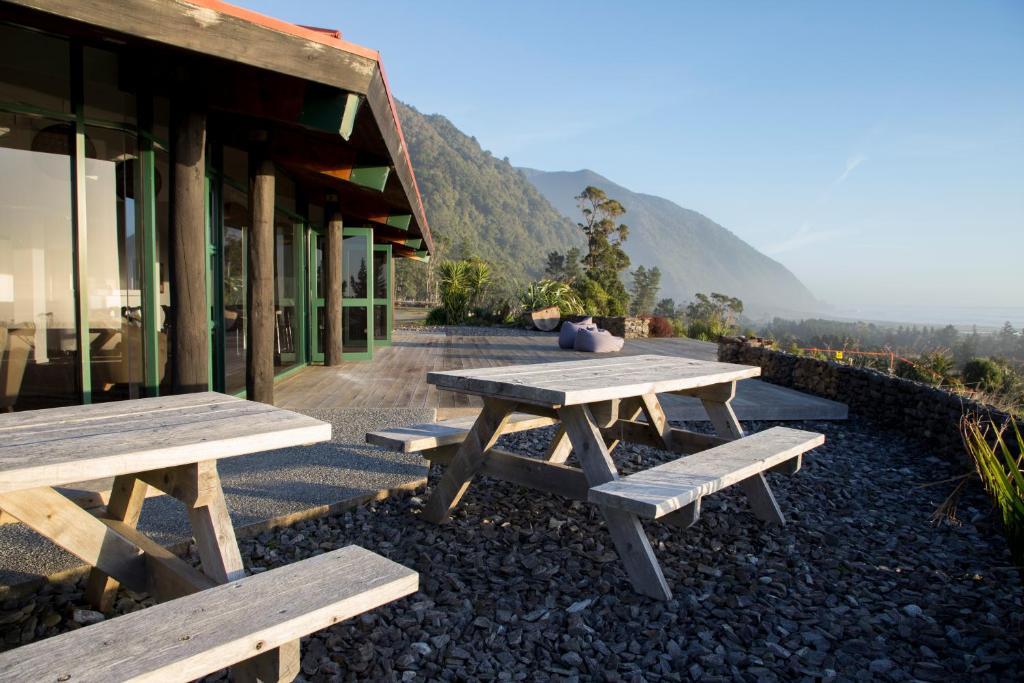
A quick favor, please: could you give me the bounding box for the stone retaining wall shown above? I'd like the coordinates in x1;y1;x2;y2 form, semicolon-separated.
718;337;1016;461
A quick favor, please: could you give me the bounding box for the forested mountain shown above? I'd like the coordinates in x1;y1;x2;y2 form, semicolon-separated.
395;102;581;295
519;168;821;318
395;101;820;317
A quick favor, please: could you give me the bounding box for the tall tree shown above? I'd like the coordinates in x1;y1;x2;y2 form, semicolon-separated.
629;265;662;316
574;186;631;315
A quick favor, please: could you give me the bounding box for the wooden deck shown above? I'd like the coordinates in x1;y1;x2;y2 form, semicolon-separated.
275;329;848;421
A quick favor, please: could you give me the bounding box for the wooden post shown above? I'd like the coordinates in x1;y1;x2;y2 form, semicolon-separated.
247;156;275;404
325;212;344;366
171;106;208;393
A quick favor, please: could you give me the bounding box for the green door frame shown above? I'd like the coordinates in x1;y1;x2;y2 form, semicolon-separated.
342;226;373;361
372;244;392;347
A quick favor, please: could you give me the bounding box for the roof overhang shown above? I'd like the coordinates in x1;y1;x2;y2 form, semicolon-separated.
1;0;432;254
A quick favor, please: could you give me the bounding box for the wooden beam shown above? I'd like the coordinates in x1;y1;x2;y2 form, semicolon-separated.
247;155;275;404
599;420;730;454
421;398;515;524
172;103;208;393
325;212;344;366
85;476;149;611
136;461;220;508
426;447;589;501
0;487;148;593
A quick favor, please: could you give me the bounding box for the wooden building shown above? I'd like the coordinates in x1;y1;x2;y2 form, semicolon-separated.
0;0;432;409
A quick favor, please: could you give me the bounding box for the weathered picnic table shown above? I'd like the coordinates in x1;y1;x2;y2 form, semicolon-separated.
0;392;418;682
369;354;824;601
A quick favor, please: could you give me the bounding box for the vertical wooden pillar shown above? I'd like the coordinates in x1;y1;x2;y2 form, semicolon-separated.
247;156;275;404
171;106;208;394
325;212;344;366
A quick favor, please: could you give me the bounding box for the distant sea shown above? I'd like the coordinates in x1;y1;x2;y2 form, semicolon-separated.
826;305;1024;331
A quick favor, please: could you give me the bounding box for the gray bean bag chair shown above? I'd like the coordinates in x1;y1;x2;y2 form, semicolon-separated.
558;318;595;349
573;327;625;353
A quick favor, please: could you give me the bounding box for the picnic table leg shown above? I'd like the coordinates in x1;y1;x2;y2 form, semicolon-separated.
421;398;516;524
161;461;300;682
85;475;149;611
560;404;672;601
638;392;677;451
700;382;786;525
544;425;573;464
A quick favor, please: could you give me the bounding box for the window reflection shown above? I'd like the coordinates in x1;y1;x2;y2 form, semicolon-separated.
223;183;248;395
0;113;78;410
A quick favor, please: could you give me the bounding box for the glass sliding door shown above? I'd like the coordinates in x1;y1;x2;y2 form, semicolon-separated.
273;214;305;374
308;227;325;363
0;112;79;411
83;125;148;403
342;227;372;360
372;244;391;347
220;181;248;395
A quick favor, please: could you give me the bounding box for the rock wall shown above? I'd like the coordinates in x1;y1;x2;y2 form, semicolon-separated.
718;337;1016;461
593;317;650;339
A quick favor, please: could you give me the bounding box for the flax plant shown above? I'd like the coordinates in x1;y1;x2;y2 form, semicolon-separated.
962;415;1024;573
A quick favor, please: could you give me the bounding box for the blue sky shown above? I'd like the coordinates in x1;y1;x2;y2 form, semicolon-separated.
241;1;1023;312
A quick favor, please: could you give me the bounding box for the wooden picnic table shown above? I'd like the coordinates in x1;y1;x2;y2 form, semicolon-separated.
0;392;332;677
420;354;822;601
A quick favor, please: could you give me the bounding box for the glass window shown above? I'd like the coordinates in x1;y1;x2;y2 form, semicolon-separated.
154;146;172;394
222;183;248;395
373;249;388;300
0;112;78;410
274;217;297;372
0;24;71;114
275;173;296;214
223;146;247;186
343;307;367;353
343;234;368;298
373;304;388;342
83;126;144;402
83;46;136;125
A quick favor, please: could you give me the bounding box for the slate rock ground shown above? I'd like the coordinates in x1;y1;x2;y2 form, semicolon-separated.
1;417;1022;682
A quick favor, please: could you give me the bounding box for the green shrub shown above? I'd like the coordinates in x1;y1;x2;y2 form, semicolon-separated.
670;318;687;338
963;357;1006;392
962;416;1024;574
425;307;448;326
437;258;491;325
520;279;584;316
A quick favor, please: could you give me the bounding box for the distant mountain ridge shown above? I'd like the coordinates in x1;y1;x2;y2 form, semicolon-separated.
518;168;821;317
395;99;819;317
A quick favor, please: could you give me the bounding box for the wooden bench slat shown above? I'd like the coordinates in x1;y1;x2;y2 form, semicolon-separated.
588;427;824;519
366;412;557;453
0;546;418;683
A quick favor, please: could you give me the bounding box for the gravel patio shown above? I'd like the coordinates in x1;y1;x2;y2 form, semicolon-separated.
2;415;1021;682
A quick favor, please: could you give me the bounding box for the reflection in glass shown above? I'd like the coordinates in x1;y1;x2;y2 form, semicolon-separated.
84;126;145;402
373;249;387;300
0;113;78;410
274;218;297;372
373;304;388;342
343;307;368;352
342;234;368;298
222;184;248;395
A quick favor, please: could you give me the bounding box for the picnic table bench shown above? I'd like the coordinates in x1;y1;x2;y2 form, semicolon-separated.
0;393;418;682
368;354;824;601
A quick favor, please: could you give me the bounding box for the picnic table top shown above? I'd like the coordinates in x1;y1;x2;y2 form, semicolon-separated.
426;354;760;407
0;392;331;495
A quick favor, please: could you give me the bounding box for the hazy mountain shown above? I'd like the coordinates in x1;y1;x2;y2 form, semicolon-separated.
395;102;581;286
395;99;819;317
519;168;821;317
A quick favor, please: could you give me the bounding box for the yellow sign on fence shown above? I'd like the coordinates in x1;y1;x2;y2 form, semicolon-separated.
835;351;844;360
